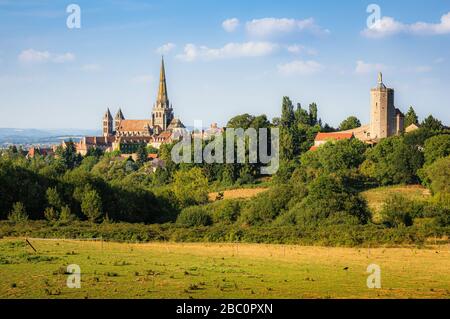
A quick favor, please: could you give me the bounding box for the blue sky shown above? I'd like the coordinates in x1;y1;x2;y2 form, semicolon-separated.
0;0;449;129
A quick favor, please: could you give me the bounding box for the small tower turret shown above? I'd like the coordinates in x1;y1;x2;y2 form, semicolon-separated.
115;108;125;133
103;108;113;137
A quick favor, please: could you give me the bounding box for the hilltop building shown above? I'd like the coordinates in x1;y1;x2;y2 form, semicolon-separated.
75;58;186;155
311;73;412;150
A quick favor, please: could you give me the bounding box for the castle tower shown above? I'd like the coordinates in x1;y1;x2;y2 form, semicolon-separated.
103;108;113;137
152;57;174;131
115;108;125;132
370;73;396;140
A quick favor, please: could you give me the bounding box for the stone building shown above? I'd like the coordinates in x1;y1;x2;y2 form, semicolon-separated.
75;57;186;155
311;73;407;150
337;73;405;143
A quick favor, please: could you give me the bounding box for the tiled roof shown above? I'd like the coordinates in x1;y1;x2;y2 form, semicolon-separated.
117;120;152;132
314;132;354;141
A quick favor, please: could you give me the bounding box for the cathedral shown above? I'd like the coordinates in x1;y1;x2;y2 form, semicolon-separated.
76;58;186;155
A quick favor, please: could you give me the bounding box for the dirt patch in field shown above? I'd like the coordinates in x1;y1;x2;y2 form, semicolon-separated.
208;188;269;201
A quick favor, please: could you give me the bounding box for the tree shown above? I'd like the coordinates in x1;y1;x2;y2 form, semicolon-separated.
339;116;361;131
56;140;82;170
8;202;28;223
423;134;450;166
172;168;209;207
44;207;59;221
81;188;103;222
135;143;148;167
294;103;310;127
279;97;300;161
302;138;367;176
290;174;370;226
281;97;295;128
404;106;419;128
419;156;450;194
361;136;424;185
250;115;270;129
46;187;64;210
421;115;444;131
308;103;318;126
59;205;76;222
86;147;104;158
226;114;255;129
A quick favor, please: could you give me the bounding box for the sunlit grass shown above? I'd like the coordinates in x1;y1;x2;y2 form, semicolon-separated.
0;238;449;299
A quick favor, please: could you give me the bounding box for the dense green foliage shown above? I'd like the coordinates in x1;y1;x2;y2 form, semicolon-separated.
339;116;361;131
0;99;448;246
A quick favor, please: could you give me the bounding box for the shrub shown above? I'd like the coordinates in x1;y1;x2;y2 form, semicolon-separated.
177;206;212;227
239;185;297;226
172;168;209;207
44;207;59;221
418;156;450;194
423;134;450;166
7;202;28;223
380;194;414;228
209;200;241;224
292;175;370;227
59;205;76;222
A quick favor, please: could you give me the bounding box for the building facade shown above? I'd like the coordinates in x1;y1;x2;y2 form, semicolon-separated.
311;73;409;150
76;58;185;155
340;73;405;143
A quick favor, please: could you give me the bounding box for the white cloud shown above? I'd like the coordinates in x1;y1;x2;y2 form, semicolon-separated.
53;52;76;63
277;60;324;76
222;18;240;32
286;44;317;55
81;64;101;72
355;60;387;74
362;12;450;38
18;49;75;64
18;49;51;63
156;43;176;55
410;12;450;35
246;17;329;38
176;42;278;62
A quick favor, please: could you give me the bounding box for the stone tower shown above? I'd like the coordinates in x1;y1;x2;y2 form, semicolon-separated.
369;73;397;140
152;57;174;131
115;108;125;132
103;108;113;137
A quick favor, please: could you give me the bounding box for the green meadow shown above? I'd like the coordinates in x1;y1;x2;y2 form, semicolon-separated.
1;238;449;299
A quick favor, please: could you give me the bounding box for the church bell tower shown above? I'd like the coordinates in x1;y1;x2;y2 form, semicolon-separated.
152;57;174;131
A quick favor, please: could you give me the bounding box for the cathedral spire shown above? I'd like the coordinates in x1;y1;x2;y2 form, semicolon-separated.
157;56;169;107
104;108;112;119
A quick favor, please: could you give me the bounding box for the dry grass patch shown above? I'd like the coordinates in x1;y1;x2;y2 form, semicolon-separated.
362;185;431;222
208;188;269;202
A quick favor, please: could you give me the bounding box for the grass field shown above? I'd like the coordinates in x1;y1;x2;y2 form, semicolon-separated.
1;238;449;299
361;185;432;222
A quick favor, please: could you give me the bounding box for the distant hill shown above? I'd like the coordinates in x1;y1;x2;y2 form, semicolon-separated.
0;128;101;147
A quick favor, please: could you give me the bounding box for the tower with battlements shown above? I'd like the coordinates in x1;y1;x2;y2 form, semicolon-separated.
369;73;404;140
